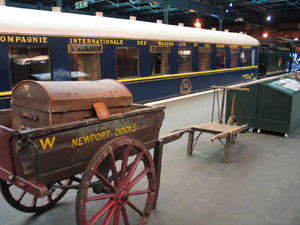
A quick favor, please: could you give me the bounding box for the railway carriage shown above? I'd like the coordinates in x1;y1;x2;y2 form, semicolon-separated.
258;37;291;78
0;6;259;108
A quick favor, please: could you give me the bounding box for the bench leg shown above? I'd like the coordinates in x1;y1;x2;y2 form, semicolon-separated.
187;130;195;156
224;134;232;163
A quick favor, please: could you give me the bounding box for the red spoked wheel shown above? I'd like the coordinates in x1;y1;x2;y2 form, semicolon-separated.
76;136;156;225
0;178;72;213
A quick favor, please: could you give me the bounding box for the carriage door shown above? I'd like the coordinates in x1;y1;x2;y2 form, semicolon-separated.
231;47;240;68
150;46;170;75
178;48;192;72
216;46;226;69
68;44;102;81
199;46;212;71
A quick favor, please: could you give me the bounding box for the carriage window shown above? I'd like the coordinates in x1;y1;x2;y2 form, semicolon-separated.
231;48;240;68
199;47;211;70
217;48;226;69
8;46;51;87
241;49;251;66
69;44;102;81
117;47;139;78
178;48;192;73
150;46;169;75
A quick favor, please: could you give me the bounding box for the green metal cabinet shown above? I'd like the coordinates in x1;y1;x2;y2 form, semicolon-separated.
256;78;300;135
225;76;300;136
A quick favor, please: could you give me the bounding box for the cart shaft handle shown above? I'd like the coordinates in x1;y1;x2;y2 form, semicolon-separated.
211;124;248;141
145;129;192;149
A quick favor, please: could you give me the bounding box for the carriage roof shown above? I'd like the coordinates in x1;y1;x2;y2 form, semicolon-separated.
0;6;259;46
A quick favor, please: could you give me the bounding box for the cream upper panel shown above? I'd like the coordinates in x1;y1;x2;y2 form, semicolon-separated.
0;6;259;46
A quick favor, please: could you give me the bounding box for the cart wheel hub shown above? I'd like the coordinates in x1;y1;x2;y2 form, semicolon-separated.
116;191;129;204
121;193;129;201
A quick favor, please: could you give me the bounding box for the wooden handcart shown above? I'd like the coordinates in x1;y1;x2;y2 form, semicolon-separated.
182;85;250;162
0;104;191;225
0;80;190;225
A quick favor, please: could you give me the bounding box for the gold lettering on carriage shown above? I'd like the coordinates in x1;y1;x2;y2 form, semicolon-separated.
242;73;254;79
137;40;147;45
158;41;174;46
70;38;124;45
0;35;48;44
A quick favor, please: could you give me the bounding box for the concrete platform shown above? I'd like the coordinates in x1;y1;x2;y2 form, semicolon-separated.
1;90;300;225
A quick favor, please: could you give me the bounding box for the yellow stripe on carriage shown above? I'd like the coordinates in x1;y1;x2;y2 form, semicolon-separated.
118;66;258;84
0;97;11;100
0;91;12;97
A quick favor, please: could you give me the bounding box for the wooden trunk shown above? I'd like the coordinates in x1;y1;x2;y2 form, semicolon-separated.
11;79;132;129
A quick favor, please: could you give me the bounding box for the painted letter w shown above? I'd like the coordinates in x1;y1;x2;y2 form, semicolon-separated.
40;137;56;150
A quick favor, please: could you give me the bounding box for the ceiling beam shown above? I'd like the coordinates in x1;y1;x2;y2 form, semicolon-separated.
5;1;49;10
142;0;237;21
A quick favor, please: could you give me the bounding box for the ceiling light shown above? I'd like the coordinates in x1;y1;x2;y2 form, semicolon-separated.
236;17;244;22
229;2;233;7
194;18;201;28
263;33;268;38
266;15;272;21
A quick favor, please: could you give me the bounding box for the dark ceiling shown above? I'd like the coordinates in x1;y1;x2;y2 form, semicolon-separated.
2;0;300;36
209;0;300;24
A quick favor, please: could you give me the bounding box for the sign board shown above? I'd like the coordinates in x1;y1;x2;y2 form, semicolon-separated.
75;0;88;9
